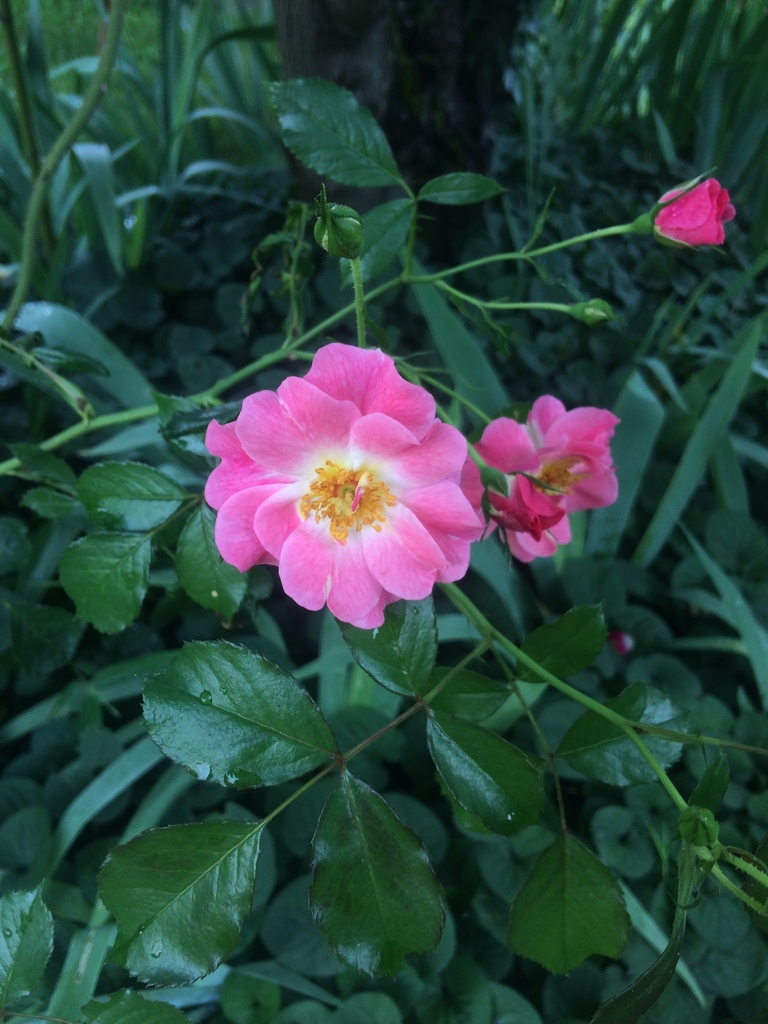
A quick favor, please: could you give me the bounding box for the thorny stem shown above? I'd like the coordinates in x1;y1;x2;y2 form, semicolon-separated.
1;0;128;337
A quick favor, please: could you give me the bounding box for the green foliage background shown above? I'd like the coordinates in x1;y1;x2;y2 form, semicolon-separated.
1;2;768;1024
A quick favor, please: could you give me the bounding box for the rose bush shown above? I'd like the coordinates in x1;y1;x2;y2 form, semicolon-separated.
205;343;482;627
472;396;619;562
653;177;736;246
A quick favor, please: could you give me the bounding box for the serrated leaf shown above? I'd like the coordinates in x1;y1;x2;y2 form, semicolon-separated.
423;667;510;721
7;443;77;489
143;641;339;787
176;504;247;618
427;713;545;835
310;773;444;975
59;532;151;633
269;78;403;188
340;597;436;695
508;835;629;973
99;821;261;985
418;172;505;205
558;683;686;786
83;991;191;1024
0;889;54;1008
20;486;82;519
520;605;607;681
78;462;189;531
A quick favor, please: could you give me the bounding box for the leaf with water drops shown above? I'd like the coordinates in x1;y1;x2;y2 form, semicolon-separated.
143;641;339;787
0;889;53;1009
99;821;262;985
340;596;437;695
426;713;545;835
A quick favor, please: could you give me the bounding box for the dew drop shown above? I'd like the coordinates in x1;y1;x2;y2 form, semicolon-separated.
224;770;239;786
506;813;514;821
150;944;163;959
2;927;13;938
194;762;211;781
199;689;213;705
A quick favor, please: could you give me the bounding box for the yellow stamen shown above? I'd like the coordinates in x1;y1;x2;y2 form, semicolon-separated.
534;456;588;494
299;461;396;543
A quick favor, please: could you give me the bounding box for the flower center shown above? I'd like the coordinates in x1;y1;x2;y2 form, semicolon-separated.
299;461;396;543
534;456;588;494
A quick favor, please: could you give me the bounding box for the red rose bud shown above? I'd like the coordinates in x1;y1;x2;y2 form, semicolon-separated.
607;630;635;656
653;177;735;247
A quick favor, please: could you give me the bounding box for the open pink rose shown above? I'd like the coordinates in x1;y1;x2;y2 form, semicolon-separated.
654;178;735;246
205;343;482;627
473;396;619;562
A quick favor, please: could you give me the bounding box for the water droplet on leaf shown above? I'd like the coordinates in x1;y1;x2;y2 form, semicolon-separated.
199;689;213;705
193;763;211;781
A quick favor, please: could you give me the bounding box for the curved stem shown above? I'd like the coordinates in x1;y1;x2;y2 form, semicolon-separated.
1;0;128;336
436;279;573;315
404;223;635;287
441;581;688;812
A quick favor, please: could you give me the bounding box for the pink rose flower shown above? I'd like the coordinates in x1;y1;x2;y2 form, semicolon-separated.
473;396;619;562
653;178;735;246
205;343;483;628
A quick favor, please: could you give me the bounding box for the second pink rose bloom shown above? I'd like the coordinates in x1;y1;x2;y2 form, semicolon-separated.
472;397;619;562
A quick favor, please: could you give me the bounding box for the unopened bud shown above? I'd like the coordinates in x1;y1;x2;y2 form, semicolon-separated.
313;185;363;259
569;299;614;326
679;805;719;847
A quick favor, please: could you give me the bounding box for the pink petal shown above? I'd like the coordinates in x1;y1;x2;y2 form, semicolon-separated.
362;504;447;599
506;515;571;563
278;525;382;621
236;380;358;475
476;418;539;474
351;415;468;487
252;481;306;557
528;396;567;439
304;343;436;439
399;481;484;541
214;486;281;571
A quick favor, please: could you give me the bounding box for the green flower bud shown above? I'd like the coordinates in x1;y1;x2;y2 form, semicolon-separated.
678;805;720;847
569;299;614;326
313;185;363;259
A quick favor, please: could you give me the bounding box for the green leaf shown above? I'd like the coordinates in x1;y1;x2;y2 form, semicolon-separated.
633;316;762;566
340;596;437;696
689;752;730;815
19;486;82;519
78;462;189;532
417;172;505;205
558;683;686;786
176;504;247;618
221;969;282;1024
520;605;607;681
15;303;154;409
508;835;629;973
425;668;510;721
143;641;339;787
310;772;445;974
59;532;151;634
83;991;191;1024
0;889;54;1009
684;528;768;710
269;78;403;188
74;142;124;277
11;605;84;676
99;820;262;985
427;713;545;835
7;443;77;489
